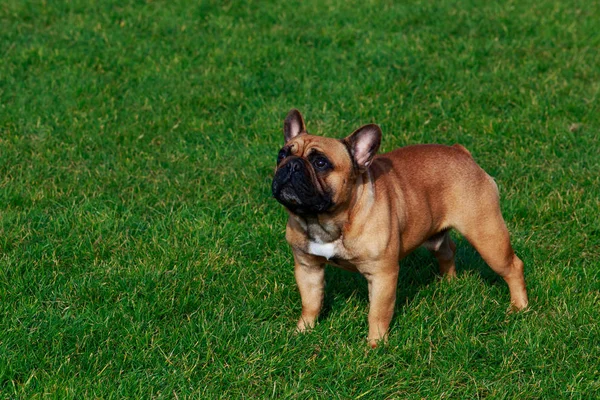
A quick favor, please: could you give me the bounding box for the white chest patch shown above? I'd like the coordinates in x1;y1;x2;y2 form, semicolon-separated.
308;241;337;260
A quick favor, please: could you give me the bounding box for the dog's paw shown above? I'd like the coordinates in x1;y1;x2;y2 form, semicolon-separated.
367;335;388;349
296;318;315;333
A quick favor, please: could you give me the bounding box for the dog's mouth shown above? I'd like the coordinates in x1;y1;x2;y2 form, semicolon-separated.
277;186;302;206
272;158;332;214
272;178;331;214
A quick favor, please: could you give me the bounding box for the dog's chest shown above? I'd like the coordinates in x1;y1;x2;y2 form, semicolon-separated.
307;240;337;259
306;238;347;260
297;218;349;261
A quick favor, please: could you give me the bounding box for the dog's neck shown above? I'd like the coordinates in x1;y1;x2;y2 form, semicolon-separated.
349;169;375;216
295;215;342;243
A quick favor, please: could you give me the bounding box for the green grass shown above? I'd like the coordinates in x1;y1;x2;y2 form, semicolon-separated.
1;0;599;397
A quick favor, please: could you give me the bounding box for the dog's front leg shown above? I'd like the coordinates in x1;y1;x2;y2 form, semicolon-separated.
365;267;399;348
294;261;325;332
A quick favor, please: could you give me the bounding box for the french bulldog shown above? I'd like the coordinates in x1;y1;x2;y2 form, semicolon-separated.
271;109;528;347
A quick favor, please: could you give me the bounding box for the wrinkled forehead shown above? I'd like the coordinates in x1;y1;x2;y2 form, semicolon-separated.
286;135;350;163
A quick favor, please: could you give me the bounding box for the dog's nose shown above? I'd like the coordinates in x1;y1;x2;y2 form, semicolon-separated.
287;158;302;173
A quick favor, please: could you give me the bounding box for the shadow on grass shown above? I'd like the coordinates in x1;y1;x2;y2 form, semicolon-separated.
319;235;507;322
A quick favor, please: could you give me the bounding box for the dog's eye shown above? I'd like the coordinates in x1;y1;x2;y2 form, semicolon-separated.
312;156;331;171
277;150;286;164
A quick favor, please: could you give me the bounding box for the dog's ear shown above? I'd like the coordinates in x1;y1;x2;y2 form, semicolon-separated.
284;109;306;143
344;124;382;171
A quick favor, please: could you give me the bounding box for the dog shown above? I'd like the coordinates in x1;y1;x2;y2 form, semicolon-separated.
271;109;528;347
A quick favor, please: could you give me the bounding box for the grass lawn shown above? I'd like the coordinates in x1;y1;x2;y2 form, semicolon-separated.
1;0;599;397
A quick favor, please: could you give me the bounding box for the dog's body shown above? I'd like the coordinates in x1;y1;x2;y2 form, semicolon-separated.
272;110;528;347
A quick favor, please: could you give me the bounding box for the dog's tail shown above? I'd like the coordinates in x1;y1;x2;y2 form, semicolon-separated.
452;144;472;157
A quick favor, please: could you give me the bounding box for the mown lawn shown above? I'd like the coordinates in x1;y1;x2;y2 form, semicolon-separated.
1;0;599;397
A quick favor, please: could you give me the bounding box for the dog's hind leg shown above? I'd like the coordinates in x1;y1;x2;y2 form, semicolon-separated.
456;201;528;310
423;230;457;279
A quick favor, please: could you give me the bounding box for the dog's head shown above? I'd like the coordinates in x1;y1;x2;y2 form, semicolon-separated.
271;109;381;216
